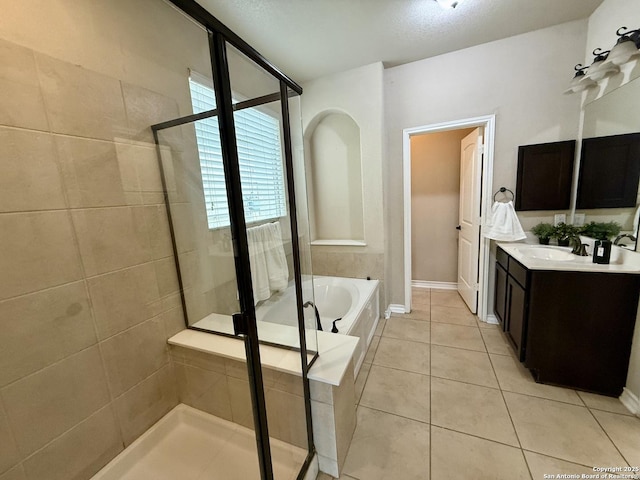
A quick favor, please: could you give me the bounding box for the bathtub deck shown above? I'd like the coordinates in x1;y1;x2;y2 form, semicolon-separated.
92;404;306;480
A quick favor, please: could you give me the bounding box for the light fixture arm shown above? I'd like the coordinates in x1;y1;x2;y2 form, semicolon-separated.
615;26;640;47
592;48;610;62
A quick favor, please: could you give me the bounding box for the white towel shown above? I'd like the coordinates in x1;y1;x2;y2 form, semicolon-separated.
247;222;289;304
484;201;526;241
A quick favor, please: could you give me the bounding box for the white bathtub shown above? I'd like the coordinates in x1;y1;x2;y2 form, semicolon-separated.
257;276;380;376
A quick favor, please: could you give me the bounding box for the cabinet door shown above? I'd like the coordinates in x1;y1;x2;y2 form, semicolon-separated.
515;140;575;211
577;133;640;208
506;277;527;361
494;263;508;331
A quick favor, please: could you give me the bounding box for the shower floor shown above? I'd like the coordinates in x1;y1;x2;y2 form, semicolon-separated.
92;404;307;480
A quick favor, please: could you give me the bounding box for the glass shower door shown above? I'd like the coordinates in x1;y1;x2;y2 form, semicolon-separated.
153;28;315;480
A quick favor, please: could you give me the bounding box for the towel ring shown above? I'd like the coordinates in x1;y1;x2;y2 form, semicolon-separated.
493;187;514;202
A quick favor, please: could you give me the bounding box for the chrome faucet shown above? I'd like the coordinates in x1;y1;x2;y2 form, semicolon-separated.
614;234;637;246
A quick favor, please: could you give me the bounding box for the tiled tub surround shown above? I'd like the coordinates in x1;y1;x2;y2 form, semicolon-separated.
0;37;188;480
318;288;640;480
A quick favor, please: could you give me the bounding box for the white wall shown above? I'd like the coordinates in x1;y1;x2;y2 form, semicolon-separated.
384;20;586;307
301;63;386;287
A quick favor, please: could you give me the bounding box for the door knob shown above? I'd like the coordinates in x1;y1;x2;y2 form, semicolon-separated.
456;225;462;230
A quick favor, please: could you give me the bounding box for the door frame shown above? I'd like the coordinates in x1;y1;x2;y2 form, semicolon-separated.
402;114;496;322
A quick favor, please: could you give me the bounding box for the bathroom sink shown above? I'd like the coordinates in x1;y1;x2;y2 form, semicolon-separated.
516;246;575;261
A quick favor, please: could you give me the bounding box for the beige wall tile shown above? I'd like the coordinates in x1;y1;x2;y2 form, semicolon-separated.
0;39;48;131
143;205;174;260
71;206;151;276
1;346;110;456
333;366;356;470
266;388;308;449
227;376;253;429
114;141;163;195
54;135;131;208
22;406;123;480
36;53;127;141
173;362;232;421
154;257;179;298
0;211;83;301
0;282;96;387
100;317;168;397
0;128;66;212
171;346;225;374
0;402;20;475
121;83;179;144
87;263;161;340
0;465;26;480
113;364;177;446
162;307;186;338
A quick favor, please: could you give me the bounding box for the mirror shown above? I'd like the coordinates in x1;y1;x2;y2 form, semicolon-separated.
577;76;640;250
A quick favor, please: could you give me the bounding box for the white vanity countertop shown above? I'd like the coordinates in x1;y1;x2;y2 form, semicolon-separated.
497;240;640;274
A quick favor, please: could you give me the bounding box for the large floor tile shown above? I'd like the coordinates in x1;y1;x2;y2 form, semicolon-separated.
524;451;594;479
430;344;498;388
578;391;634;416
480;327;513;356
342;407;430;480
430;305;477;327
430;290;468;309
431;426;530;480
360;365;429;423
372;337;430;375
411;288;430;307
403;307;430;321
591;410;640;468
430;323;486;352
382;317;430;343
504;392;626;467
431;377;518;446
490;354;582;405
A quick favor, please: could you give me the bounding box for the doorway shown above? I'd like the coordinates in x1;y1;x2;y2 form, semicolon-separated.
403;115;496;321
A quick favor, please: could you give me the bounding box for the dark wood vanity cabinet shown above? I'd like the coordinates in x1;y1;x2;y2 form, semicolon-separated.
494;248;528;361
494;246;640;396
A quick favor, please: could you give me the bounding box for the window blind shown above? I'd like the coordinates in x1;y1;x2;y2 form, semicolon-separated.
189;76;287;229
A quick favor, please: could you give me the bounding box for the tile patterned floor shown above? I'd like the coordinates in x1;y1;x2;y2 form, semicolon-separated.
319;288;640;480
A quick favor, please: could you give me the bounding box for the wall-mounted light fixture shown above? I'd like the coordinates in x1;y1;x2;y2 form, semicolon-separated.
564;64;596;94
434;0;463;9
565;26;639;94
584;48;619;81
603;27;640;67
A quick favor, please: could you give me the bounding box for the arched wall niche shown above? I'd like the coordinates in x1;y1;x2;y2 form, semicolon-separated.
304;109;365;245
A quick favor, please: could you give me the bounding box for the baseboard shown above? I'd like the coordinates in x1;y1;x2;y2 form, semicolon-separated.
387;304;406;316
484;314;500;325
412;280;457;290
620;388;640;416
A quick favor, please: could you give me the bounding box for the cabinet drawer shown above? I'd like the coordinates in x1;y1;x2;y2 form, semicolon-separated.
496;247;509;269
508;258;528;287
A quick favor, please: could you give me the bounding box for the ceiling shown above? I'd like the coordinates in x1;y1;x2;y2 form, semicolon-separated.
198;0;603;84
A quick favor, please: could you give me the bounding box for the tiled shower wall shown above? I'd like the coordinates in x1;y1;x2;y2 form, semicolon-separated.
0;38;185;480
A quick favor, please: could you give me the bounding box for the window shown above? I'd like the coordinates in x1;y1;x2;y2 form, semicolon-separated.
189;74;287;229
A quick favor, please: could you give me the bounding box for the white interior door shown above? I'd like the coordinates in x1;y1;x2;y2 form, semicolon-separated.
457;128;483;313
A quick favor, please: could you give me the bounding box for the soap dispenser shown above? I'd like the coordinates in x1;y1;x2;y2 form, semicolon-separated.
592;239;612;264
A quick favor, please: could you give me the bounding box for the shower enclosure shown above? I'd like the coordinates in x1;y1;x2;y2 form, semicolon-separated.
151;2;317;479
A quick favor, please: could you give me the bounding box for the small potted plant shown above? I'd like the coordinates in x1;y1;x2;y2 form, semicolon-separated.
580;221;622;241
553;222;580;247
531;222;555;245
